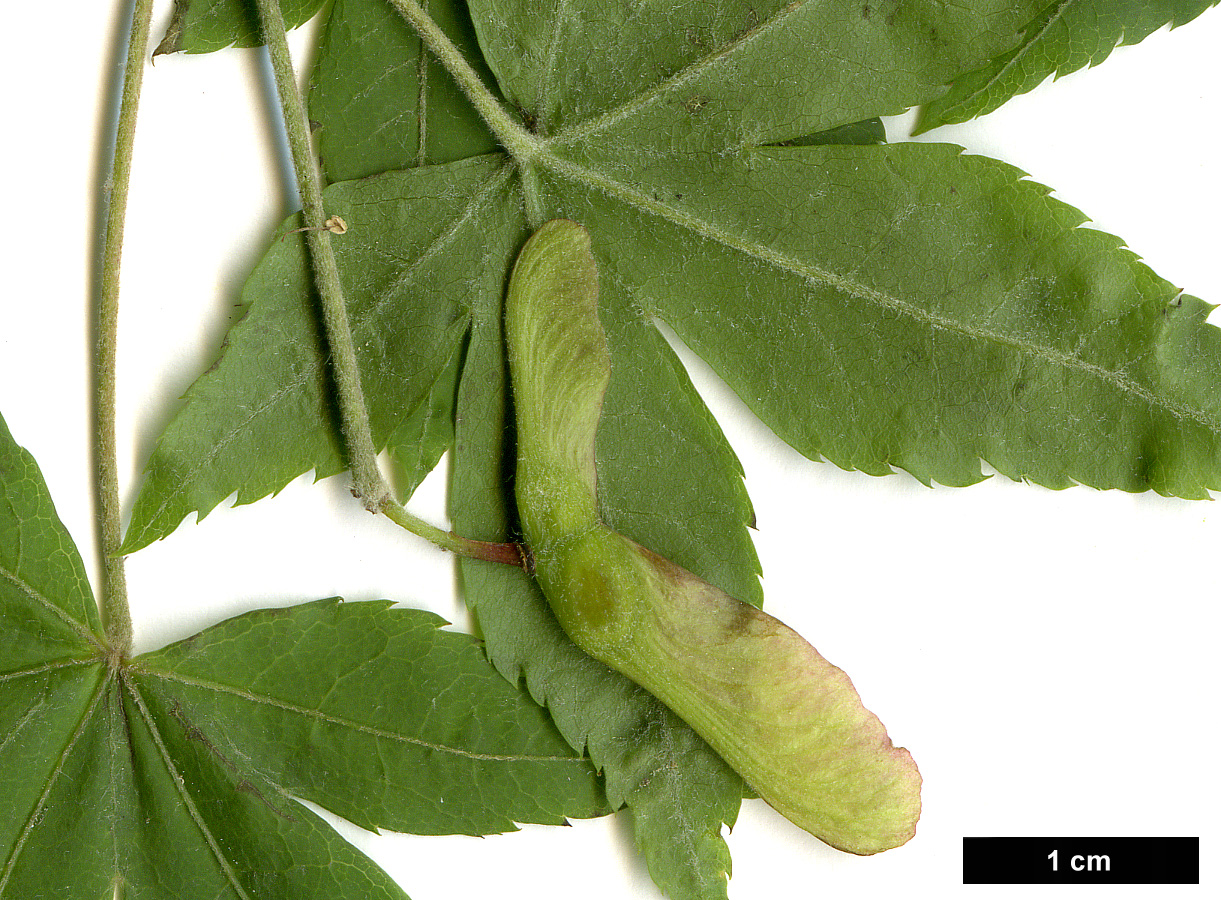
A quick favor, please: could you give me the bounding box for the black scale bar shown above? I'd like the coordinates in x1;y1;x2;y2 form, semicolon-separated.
963;837;1199;884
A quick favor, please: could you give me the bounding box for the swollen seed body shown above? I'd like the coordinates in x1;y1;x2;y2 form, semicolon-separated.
505;220;921;854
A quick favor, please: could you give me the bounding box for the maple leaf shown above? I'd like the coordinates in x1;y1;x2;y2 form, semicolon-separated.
116;1;1220;896
916;0;1220;131
0;411;604;898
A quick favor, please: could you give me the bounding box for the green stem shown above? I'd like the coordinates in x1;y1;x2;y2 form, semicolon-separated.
255;0;389;513
381;498;526;568
385;0;538;162
96;0;156;656
255;0;524;568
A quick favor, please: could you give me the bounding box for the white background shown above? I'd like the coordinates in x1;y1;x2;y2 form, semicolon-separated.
1;2;1218;897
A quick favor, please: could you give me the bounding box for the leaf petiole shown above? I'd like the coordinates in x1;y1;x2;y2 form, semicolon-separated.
381;498;526;568
95;0;156;657
254;0;389;515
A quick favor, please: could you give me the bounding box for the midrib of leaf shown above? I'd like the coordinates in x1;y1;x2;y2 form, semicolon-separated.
136;374;314;533
545;0;810;147
534;151;1220;437
0;658;98;685
0;565;104;653
103;681;124;895
948;0;1078;113
650;710;714;892
416;0;431;166
123;677;254;900
137;667;584;763
362;159;514;319
0;668;109;896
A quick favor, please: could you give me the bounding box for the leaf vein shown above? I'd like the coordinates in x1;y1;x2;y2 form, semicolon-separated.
547;0;809;147
124;677;255;900
138;668;589;764
0;670;108;896
367;161;516;320
0;657;97;684
416;0;431;166
136;369;319;536
0;699;45;757
542;153;1220;436
133;160;516;545
0;566;102;652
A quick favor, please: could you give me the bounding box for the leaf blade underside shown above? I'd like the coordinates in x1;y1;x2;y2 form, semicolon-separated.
916;0;1221;132
310;0;500;183
467;0;1045;150
153;0;1221;510
533;141;1221;496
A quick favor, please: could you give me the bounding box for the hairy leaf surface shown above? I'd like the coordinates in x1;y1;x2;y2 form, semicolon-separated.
311;0;499;182
536;141;1221;495
1;411;603;897
122;156;513;553
468;0;1043;150
917;0;1221;132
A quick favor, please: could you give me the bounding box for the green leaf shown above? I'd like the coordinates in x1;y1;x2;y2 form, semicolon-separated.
310;0;499;182
466;0;1044;150
0;414;103;666
122;156;514;553
129;136;759;900
154;0;330;55
536;141;1221;496
131;1;1221;895
385;339;463;494
133;597;606;836
147;0;1221;522
916;0;1221;132
1;410;603;897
